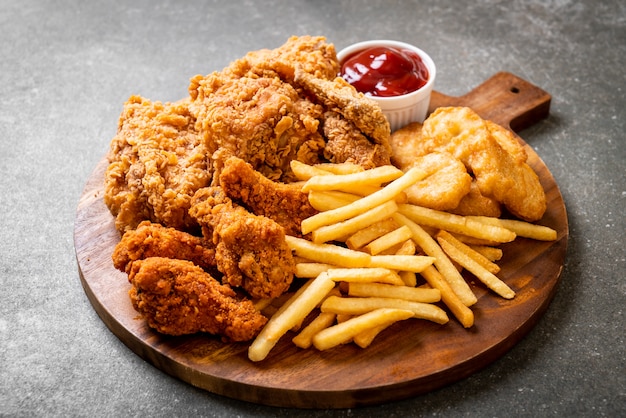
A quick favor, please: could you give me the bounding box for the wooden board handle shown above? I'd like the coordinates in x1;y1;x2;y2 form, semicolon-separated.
428;72;551;132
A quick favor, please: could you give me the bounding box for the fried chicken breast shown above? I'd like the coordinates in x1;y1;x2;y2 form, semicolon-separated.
189;187;295;299
128;257;267;341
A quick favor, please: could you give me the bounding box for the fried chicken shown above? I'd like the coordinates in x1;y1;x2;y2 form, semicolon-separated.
221;35;340;82
128;257;267;341
189;187;295;299
112;221;217;274
294;69;392;151
218;156;317;237
104;96;210;233
188;74;327;183
321;111;392;169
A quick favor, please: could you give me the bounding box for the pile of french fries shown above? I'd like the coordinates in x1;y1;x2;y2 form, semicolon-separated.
248;161;557;362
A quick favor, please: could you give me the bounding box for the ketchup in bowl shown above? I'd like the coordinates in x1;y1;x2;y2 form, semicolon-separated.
341;46;429;97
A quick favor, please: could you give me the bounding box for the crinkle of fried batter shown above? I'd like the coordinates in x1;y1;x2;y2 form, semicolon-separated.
104;96;210;233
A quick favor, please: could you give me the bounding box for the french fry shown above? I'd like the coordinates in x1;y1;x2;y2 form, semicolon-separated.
286;236;371;268
436;230;500;274
345;218;399;250
467;216;558;241
314;162;364;175
311;200;399;244
399;270;418;287
437;236;515;299
295;262;336;278
390;239;416;256
290;160;332;181
393;213;478;307
301;166;427;234
320;295;449;324
308;190;360;211
312;308;414;351
469;245;503;262
324;267;405;285
369;255;436;273
398;204;516;243
420;265;474;328
347;282;441;303
302;165;403;193
364;225;413;255
248;273;335;362
292;311;337;349
353;323;389;348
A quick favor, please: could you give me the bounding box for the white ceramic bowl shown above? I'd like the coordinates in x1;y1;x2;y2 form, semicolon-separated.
337;40;436;132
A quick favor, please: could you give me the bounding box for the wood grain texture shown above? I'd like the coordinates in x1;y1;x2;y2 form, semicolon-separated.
74;72;567;408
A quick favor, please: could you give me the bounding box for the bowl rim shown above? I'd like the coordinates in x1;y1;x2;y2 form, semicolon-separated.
336;39;436;103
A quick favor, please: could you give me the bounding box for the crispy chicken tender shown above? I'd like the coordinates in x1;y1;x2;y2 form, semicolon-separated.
128;257;267;341
189;187;295;299
422;107;546;221
104;96;210;233
112;221;217;274
218;156;318;237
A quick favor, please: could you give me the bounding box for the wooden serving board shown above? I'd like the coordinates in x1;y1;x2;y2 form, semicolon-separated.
74;72;568;409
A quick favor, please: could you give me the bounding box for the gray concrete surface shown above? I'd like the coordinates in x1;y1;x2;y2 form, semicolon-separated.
1;0;624;416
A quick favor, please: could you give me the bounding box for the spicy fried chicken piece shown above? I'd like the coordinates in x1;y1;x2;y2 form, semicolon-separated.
104;96;210;233
422;107;546;221
218;156;317;237
189;187;295;299
112;221;217;274
128;257;267;341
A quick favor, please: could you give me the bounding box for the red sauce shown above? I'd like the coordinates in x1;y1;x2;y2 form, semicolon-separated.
341;46;429;97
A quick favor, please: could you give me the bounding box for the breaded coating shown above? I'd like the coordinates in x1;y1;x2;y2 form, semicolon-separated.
112;221;216;274
189;187;295;299
128;257;267;341
450;181;502;217
221;35;340;82
294;69;392;150
321;111;392;169
422;107;546;221
218;156;318;237
189;74;326;182
104;96;210;233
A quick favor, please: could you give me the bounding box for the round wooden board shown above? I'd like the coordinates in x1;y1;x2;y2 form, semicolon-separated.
74;73;568;408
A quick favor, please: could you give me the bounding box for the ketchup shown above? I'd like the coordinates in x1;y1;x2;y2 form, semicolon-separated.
341;46;429;97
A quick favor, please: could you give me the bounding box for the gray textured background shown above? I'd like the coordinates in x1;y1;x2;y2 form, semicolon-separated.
1;0;624;416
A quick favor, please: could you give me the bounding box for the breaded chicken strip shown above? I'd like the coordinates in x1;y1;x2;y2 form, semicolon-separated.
128;257;267;341
218;156;317;237
189;187;295;299
112;221;217;274
104;96;210;233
